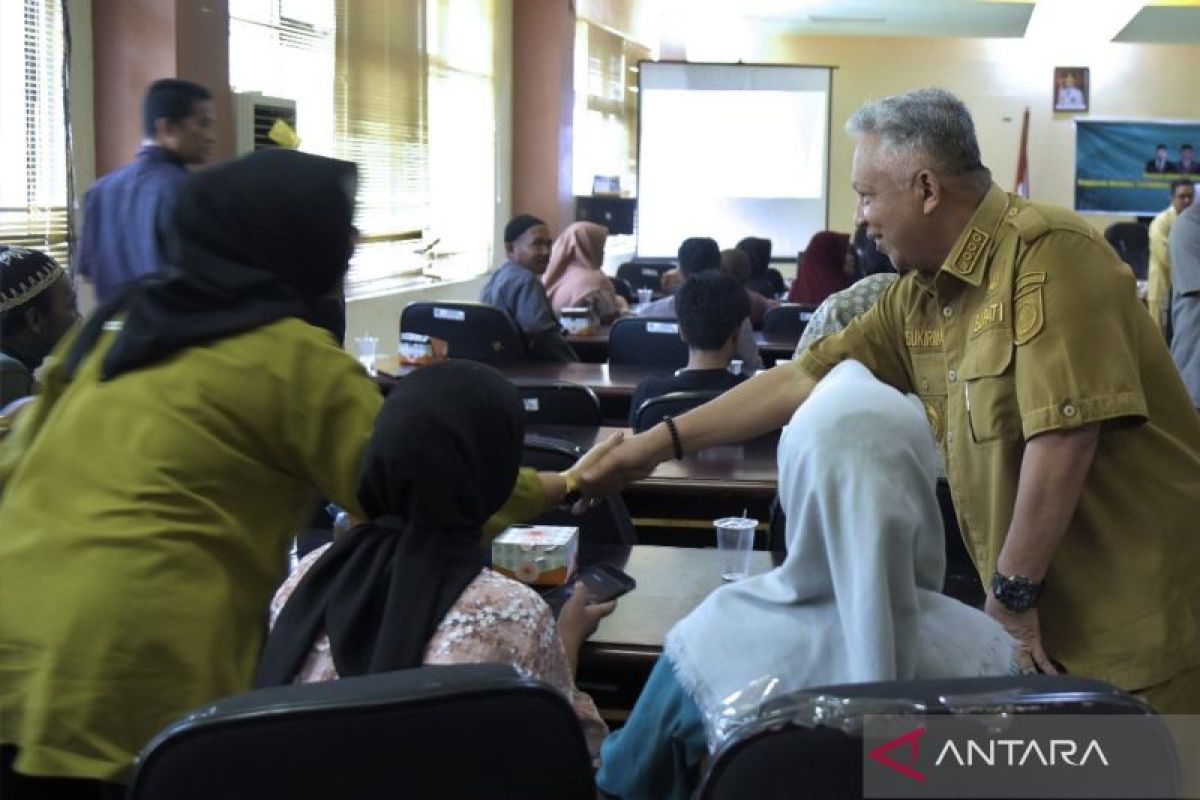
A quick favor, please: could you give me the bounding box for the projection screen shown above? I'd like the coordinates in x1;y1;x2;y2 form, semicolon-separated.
636;62;832;260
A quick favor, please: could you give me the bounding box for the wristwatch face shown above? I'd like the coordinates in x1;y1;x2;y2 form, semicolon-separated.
991;573;1041;612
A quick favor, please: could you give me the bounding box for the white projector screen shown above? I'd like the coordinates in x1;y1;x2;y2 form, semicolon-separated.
637;63;832;260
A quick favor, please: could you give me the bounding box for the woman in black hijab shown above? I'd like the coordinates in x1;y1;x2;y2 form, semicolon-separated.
259;360;613;760
0;149;390;794
737;236;786;299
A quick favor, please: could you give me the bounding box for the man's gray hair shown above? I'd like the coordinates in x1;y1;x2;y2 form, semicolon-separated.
847;88;990;182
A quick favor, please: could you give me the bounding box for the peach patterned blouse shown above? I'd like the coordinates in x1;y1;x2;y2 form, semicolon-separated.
270;545;608;762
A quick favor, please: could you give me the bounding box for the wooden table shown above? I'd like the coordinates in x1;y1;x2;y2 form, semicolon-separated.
529;425;779;546
530;425;777;495
572;544;778;714
755;332;798;365
376;357;669;401
566;325;798;364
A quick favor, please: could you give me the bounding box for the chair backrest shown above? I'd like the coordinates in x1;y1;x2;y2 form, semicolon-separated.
765;494;787;553
762;303;818;341
617;260;674;291
699;675;1174;800
609;275;636;305
522;434;637;544
400;301;527;364
130;664;595;800
1104;222;1150;279
608;316;689;368
514;380;602;426
632;390;723;433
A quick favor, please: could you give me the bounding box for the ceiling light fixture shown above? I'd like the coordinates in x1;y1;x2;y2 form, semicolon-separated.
1024;0;1144;42
807;14;887;24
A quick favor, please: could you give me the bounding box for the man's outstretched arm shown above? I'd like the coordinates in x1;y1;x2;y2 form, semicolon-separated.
580;364;818;493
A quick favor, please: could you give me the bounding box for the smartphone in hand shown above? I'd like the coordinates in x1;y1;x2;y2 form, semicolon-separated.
544;564;636;616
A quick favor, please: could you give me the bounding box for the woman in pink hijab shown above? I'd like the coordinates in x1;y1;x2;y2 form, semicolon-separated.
787;230;856;305
543;222;625;323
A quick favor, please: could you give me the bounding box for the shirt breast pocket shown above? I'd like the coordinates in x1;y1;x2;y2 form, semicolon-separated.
960;336;1019;444
911;352;948;444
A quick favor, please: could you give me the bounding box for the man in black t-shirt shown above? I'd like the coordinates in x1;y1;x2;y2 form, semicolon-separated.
629;271;750;428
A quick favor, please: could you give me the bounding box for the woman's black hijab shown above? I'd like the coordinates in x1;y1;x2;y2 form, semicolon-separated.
737;236;785;298
65;148;356;380
255;360;526;683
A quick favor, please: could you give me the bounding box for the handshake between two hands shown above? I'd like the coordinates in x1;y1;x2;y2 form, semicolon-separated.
564;429;666;511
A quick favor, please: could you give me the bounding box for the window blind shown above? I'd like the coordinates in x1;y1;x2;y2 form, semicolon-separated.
229;0;498;298
0;0;69;264
571;19;650;199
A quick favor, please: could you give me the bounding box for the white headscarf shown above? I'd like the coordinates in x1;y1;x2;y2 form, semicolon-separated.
665;361;1014;721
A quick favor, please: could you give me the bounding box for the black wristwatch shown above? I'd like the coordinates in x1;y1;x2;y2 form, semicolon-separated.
991;571;1043;612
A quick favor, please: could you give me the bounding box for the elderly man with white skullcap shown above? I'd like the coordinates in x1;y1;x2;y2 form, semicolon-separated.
0;247;78;407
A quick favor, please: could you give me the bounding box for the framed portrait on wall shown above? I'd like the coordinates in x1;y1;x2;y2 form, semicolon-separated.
1054;67;1089;112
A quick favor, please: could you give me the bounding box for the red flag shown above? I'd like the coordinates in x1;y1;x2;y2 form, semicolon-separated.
1014;106;1030;198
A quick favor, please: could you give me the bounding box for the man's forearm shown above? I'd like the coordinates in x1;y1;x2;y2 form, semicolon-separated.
671;363;816;453
996;424;1101;581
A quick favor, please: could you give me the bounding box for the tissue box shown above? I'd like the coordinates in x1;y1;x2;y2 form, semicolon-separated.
399;332;448;366
491;525;579;586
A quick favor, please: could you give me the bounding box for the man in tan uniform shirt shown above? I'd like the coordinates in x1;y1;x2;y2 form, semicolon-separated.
586;89;1200;710
1147;178;1195;333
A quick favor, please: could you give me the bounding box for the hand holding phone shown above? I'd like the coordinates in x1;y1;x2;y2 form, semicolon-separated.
545;563;636;617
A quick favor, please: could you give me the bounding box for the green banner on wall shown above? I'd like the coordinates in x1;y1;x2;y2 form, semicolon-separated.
1075;119;1200;216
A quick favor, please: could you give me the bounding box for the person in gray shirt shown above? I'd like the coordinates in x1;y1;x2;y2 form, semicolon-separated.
637;237;762;373
481;215;577;362
1169;202;1200;409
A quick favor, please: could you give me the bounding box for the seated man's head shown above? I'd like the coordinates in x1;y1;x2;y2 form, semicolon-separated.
677;237;721;279
676;271;750;363
143;78;215;165
503;214;552;275
0;247;79;368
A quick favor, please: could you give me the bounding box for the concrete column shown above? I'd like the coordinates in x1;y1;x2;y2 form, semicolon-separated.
511;0;575;234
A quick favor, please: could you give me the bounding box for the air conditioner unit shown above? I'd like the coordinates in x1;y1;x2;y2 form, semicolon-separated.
233;92;298;155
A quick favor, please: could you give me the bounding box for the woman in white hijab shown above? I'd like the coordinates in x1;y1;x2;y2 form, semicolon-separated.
596;361;1014;800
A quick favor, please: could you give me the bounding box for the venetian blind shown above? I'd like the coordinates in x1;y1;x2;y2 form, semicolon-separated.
230;0;498;297
335;0;429;293
0;0;69;264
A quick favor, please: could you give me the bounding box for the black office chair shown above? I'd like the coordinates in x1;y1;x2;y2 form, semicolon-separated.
400;301;527;365
608;316;689;368
522;434;637;544
698;675;1177;800
762;303;818;342
617;260;674;291
631;390;723;433
129;664;595;800
514;380;602;426
1104;222;1150;280
609;275;636;306
765;495;787;553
